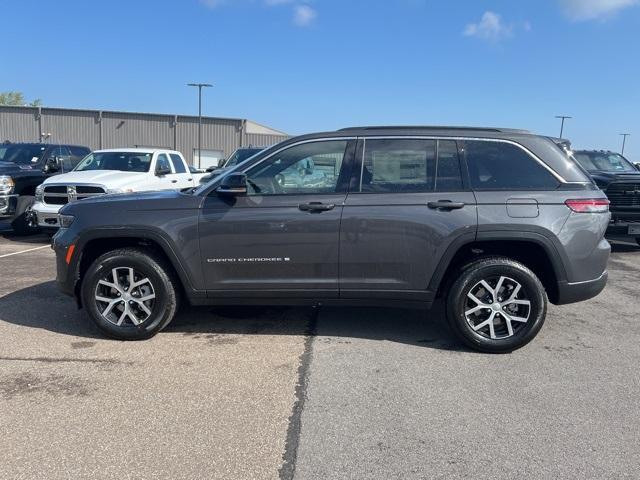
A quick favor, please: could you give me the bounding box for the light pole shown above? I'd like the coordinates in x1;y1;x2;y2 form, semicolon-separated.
187;83;213;168
555;115;572;138
620;133;631;155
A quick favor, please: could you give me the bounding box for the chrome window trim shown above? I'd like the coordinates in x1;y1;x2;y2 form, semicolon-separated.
358;135;568;183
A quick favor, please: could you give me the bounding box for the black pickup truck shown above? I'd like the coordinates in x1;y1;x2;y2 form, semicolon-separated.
573;150;640;246
0;142;90;234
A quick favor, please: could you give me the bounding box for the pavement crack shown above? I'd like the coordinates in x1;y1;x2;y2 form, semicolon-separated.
0;356;127;365
278;306;318;480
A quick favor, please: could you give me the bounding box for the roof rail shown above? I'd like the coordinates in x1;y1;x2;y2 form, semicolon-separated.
337;126;530;134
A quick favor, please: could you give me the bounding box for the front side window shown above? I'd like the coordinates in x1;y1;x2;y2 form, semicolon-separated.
573;152;637;173
74;152;153;172
462;140;559;190
245;141;347;196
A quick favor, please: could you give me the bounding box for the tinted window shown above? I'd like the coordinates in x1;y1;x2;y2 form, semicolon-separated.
0;144;46;165
462;140;559;190
436;140;463;191
245;141;347;196
574;152;637;173
357;139;436;193
69;146;90;157
169;154;187;173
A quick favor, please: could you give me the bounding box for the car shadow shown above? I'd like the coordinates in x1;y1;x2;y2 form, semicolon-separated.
0;222;51;245
0;280;467;352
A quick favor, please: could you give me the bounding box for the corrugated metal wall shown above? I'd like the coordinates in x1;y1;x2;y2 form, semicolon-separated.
0;106;289;165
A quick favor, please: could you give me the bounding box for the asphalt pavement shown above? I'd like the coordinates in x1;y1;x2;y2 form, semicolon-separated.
0;222;638;479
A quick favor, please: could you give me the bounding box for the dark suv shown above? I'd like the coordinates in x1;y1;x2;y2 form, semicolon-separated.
53;127;610;353
572;150;640;246
0;142;90;234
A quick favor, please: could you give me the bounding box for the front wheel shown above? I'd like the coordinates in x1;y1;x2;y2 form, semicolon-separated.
446;257;547;353
81;248;179;340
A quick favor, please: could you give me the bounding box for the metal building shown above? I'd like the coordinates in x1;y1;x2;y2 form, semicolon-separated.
0;105;289;168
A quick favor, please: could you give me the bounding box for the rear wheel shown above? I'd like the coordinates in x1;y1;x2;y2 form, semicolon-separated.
81;248;179;340
10;196;40;236
446;257;547;353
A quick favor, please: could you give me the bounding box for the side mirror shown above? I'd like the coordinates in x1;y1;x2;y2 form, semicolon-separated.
216;173;247;195
156;165;172;176
635;163;640;172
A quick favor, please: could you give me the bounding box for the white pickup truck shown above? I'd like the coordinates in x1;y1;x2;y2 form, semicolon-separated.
32;148;205;229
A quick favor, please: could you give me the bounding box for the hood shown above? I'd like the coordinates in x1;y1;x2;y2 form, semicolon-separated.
59;189;193;216
0;161;26;174
43;170;148;189
589;170;640;186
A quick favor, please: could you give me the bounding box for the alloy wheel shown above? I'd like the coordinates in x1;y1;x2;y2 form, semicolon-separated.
94;267;156;327
464;276;531;340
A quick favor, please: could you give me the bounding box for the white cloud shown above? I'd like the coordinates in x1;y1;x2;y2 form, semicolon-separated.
463;11;513;42
559;0;638;20
293;4;317;26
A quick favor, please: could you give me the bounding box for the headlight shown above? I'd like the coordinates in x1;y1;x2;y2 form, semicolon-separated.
0;176;15;195
58;214;75;228
35;184;44;202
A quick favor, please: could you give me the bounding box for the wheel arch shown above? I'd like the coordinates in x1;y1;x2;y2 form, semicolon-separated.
430;231;568;305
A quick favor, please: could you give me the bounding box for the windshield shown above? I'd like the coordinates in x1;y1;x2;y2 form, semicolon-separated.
574;152;637;173
223;148;263;168
74;152;152;172
0;144;47;165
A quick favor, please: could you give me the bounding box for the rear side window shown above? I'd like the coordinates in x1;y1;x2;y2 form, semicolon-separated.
461;140;559;190
356;139;464;193
360;139;436;193
169;154;187;173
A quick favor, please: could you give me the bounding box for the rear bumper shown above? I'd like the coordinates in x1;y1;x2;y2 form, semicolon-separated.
556;271;608;305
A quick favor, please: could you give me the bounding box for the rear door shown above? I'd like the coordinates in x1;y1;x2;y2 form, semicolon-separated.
339;137;477;301
199;138;356;296
168;153;196;188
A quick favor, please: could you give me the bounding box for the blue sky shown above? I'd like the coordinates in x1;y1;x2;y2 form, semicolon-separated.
2;0;639;158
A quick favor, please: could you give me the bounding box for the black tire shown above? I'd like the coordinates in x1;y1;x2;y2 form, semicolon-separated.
446;257;547;353
10;196;40;236
81;248;179;340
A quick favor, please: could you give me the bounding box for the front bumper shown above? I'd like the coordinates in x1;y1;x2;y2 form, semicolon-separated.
32;201;62;228
556;271;608;305
52;229;77;298
606;217;640;238
0;194;19;218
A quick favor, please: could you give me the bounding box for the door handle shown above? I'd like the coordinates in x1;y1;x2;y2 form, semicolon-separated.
298;202;336;212
427;200;465;210
171;180;178;183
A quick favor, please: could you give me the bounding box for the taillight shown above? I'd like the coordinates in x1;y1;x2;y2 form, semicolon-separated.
565;198;610;213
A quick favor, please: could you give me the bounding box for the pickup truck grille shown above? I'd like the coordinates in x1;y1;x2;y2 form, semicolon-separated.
606;183;640;209
43;185;106;205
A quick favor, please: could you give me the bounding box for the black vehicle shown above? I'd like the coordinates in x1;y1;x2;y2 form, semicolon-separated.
53;126;610;353
573;150;640;246
0;142;91;234
199;147;265;184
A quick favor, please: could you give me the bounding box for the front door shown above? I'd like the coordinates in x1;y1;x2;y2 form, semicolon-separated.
199;139;355;298
339;138;478;301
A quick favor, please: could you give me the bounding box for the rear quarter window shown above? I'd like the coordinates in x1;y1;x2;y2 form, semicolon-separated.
461;140;560;191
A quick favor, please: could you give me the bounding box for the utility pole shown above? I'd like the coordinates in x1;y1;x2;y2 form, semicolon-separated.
620;133;631;155
187;83;213;168
555;115;572;138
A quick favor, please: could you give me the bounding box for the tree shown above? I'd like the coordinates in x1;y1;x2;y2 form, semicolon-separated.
0;91;43;107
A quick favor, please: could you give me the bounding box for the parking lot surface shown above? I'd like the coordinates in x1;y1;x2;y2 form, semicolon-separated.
0;222;639;479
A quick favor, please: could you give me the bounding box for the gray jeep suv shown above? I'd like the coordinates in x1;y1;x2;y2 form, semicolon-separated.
53;127;610;352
